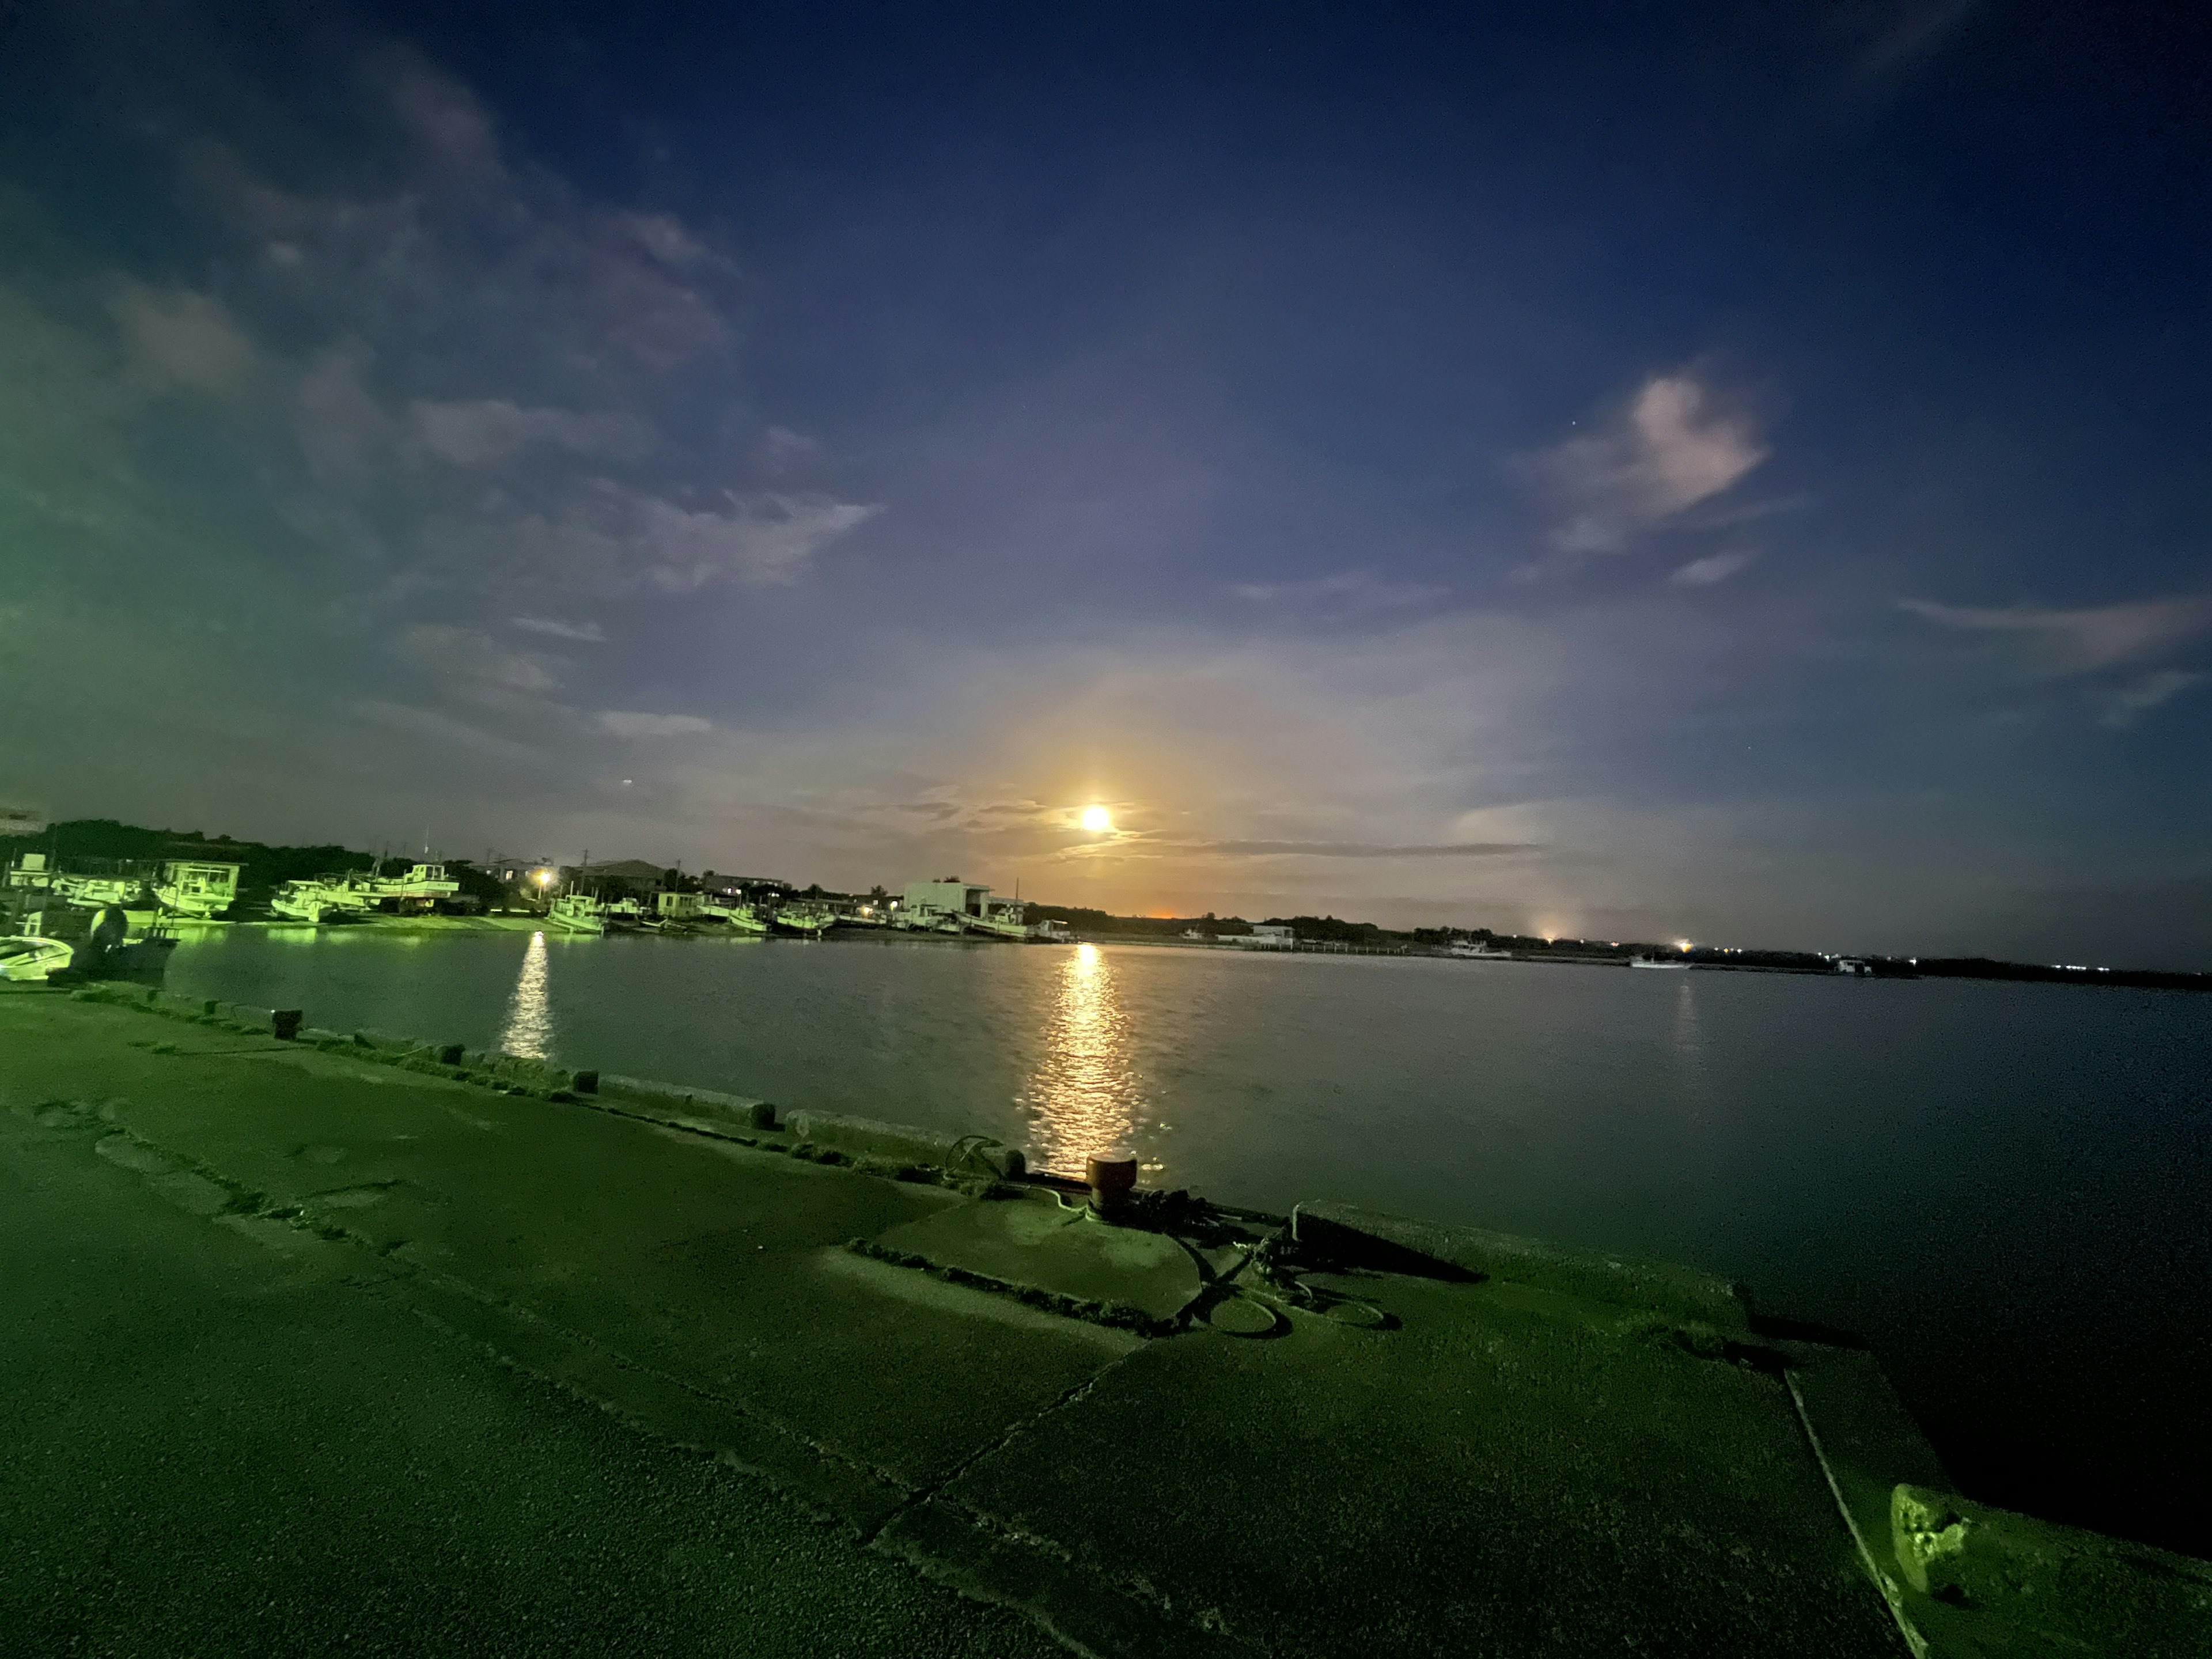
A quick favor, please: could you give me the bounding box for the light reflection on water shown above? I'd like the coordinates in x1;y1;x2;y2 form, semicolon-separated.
496;930;553;1059
1020;942;1146;1175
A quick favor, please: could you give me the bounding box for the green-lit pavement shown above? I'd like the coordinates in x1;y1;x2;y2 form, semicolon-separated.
5;987;2205;1656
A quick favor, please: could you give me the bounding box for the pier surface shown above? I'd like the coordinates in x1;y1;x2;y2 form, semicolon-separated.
3;987;2202;1657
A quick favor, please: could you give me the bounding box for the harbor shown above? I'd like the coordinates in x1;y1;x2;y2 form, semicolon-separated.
6;978;2205;1656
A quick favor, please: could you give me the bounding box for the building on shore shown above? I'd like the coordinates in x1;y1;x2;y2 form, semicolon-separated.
896;878;1034;939
1228;923;1296;948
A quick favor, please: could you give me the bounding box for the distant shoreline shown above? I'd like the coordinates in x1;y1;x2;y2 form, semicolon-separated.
148;911;2212;995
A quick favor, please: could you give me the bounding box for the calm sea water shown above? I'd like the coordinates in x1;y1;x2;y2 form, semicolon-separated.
165;926;2212;1552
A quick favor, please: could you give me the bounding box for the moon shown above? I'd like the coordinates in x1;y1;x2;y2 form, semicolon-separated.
1080;805;1113;833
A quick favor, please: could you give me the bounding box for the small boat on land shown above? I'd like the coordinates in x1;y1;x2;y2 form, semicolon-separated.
270;877;374;923
0;935;72;981
52;873;149;909
547;893;607;935
702;897;769;935
361;862;461;912
153;859;241;919
769;903;836;938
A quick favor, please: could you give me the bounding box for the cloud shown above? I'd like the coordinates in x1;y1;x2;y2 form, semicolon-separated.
409;399;650;468
1230;569;1446;612
635;492;881;590
293;339;391;477
1531;372;1768;554
1669;549;1760;588
107;281;259;394
594;710;713;738
430;484;880;596
400;624;558;693
511;615;605;642
1899;594;2212;676
1071;836;1539;862
754;425;826;475
191;50;739;385
1851;0;1984;86
2099;671;2206;729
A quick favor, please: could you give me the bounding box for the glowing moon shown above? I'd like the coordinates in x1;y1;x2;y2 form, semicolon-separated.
1080;805;1113;833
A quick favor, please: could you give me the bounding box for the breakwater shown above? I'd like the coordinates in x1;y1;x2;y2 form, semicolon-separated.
7;979;2206;1656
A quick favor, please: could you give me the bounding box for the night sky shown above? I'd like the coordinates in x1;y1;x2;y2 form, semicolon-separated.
4;2;2209;964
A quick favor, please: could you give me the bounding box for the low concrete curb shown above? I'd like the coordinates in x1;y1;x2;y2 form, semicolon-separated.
597;1073;779;1131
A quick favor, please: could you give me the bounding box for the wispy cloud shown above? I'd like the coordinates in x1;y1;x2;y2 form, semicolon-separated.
2099;671;2206;729
1669;549;1760;588
437;486;881;594
1065;836;1539;862
1899;594;2212;675
107;279;261;395
400;624;558;693
1230;569;1446;612
1850;0;1984;88
511;616;605;642
594;710;713;738
1530;372;1768;554
409;399;650;468
634;492;881;590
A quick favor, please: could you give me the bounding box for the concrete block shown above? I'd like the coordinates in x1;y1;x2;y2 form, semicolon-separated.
787;1109;1025;1179
213;1001;302;1040
597;1073;772;1128
1892;1484;2212;1657
1291;1202;1748;1330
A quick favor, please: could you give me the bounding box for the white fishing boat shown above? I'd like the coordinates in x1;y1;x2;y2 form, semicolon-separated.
360;862;460;912
702;896;770;935
1628;955;1690;970
270;876;376;923
547;893;607;935
769;902;836;938
153;859;241;919
60;874;149;908
1448;940;1512;959
0;935;72;982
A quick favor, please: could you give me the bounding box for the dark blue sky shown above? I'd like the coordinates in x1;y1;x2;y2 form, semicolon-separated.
3;2;2209;961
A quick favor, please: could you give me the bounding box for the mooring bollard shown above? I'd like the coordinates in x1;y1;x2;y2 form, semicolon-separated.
1087;1152;1139;1215
271;1010;302;1041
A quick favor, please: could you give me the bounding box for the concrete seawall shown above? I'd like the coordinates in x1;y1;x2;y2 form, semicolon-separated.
4;981;2203;1657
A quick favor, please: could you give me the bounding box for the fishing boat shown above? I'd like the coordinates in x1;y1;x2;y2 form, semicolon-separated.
768;902;836;938
153;859;241;919
702;896;770;935
50;873;150;909
0;934;72;981
359;862;460;912
547;893;607;935
1448;940;1512;959
1628;955;1690;970
270;876;375;923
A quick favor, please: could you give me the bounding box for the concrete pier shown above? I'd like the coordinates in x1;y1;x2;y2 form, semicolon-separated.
3;984;2203;1656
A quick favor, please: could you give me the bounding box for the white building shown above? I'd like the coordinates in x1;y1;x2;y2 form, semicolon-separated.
897;878;1031;939
1230;923;1296;948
